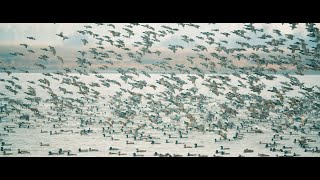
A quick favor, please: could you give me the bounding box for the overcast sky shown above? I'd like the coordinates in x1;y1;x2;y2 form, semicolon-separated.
0;23;319;73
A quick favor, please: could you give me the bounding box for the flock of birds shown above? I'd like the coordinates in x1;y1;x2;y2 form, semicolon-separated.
1;23;320;157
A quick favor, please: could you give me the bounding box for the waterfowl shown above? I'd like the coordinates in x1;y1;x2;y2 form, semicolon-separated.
151;140;160;144
282;146;292;149
293;153;301;157
133;153;144;157
48;151;59;155
18;149;30;154
109;147;119;151
220;146;229;150
1;147;11;151
173;154;182;157
78;148;89;152
243;149;254;153
305;149;313;152
1;142;12;146
259;141;268;144
133;137;143;141
281;149;291;154
221;151;230;155
67;151;77;156
168;135;177;138
307;139;316;142
3;151;13;155
136;148;146;152
89;148;98;152
258;153;270;157
40;142;50;146
180;135;188;138
187;153;197;156
279;136;290;140
111;137;120;141
118;151;127;156
50;131;61;135
109;152;117;155
312;147;320;153
175;140;183;144
216;150;224;154
103;134;111;137
126;141;134;144
165;139;173;143
59;149;71;154
265;143;276;148
194;143;204;148
184;144;192;148
41;130;47;133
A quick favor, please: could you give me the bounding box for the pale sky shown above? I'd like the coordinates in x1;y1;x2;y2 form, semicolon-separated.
0;23;319;73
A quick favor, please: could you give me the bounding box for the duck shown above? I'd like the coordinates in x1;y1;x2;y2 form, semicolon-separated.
67;151;77;156
243;149;254;153
136;148;146;153
184;144;192;148
168;135;177;138
126;141;134;144
175;140;183;144
1;142;12;146
133;137;143;141
173;154;182;157
1;147;11;151
293;153;301;157
3;151;13;155
265;143;276;148
281;149;291;154
194;143;204;148
78;148;89;152
109;152;117;155
258;153;270;157
40;142;50;146
118;151;127;156
187;153;197;156
282;146;292;149
133;153;144;157
259;141;268;144
305;149;313;152
109;147;119;151
220;146;229;150
216;150;224;154
180;135;188;138
59;148;71;154
279;136;290;140
312;147;320;153
165;139;173;143
102;134;111;137
89;148;98;152
111;137;120;141
221;151;230;155
48;151;59;155
151;140;160;144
